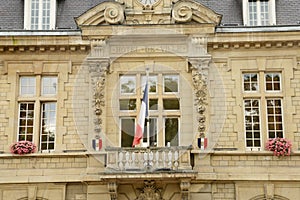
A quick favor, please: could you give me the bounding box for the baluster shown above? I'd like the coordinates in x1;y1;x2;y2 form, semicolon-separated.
155;151;159;168
162;151;166;168
174;150;179;169
168;150;172;168
143;151;148;167
125;151;130;168
132;152;136;168
118;152;124;170
149;151;153;168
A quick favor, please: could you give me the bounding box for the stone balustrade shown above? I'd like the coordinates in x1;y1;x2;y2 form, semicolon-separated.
105;146;193;173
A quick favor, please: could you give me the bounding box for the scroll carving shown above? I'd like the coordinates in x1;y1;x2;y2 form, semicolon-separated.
171;0;222;24
75;2;124;26
172;2;193;23
189;58;210;138
104;3;125;24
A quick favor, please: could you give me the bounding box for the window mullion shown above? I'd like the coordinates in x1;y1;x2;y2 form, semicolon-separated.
34;100;41;150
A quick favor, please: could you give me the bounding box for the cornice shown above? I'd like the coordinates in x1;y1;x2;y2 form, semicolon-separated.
208;31;300;50
0;34;90;53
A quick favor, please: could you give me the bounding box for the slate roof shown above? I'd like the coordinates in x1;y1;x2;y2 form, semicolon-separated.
0;0;299;30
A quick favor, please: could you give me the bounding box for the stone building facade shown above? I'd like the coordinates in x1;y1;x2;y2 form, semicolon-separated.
0;0;300;199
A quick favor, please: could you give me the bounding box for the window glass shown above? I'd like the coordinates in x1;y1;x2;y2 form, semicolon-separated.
142;75;157;93
164;75;179;93
164;118;179;146
18;103;35;141
149;99;158;110
121;118;135;147
40;102;56;151
267;99;283;138
20;77;36;96
42;76;57;95
244;99;261;147
120;75;136;94
143;118;157;147
119;99;136;110
243;73;258;92
163;99;180;110
265;73;281;91
31;0;39;30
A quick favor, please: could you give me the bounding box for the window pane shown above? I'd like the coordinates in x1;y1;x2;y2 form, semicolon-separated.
121;118;135;147
20;77;36;96
267;99;283;138
243;73;258;92
163;99;180;110
244;99;261;148
248;0;258;26
120;75;136;94
143;118;157;147
30;0;39;30
265;73;281;91
165;118;179;146
40;102;56;151
119;99;136;110
42;76;57;95
164;75;179;93
149;99;158;110
142;75;157;93
18;103;35;142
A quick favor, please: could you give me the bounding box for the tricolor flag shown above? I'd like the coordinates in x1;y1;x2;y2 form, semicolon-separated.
132;83;148;147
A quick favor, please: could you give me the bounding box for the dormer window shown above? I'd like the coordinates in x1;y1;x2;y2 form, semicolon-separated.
24;0;56;30
243;0;276;26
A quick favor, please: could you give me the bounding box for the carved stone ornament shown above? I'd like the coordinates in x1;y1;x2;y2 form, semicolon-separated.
136;181;164;200
75;2;124;26
108;182;118;200
88;60;110;133
189;58;210;138
172;0;222;24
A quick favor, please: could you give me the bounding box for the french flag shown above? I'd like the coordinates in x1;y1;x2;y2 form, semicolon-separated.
132;83;148;147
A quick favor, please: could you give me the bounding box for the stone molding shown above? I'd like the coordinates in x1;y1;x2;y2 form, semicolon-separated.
75;0;221;26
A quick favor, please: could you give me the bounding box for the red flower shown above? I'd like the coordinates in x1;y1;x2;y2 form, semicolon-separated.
265;137;292;157
10;141;36;155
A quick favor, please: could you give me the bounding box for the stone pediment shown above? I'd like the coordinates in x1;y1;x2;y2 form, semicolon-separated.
75;0;222;26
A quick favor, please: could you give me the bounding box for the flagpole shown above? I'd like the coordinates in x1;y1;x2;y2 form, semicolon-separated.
146;67;150;147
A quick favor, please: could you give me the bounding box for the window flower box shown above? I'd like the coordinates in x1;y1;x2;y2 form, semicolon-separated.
265;137;292;157
10;141;36;155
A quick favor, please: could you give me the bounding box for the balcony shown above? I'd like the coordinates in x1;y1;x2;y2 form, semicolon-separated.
105;146;193;173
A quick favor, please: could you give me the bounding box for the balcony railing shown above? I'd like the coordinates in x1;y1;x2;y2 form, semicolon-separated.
105;146;193;173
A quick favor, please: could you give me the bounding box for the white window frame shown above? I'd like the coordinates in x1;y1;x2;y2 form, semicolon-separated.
18;75;57;152
24;0;56;30
242;0;276;26
242;71;284;151
119;73;181;147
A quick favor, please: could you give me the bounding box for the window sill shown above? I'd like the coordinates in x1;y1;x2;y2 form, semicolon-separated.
0;150;107;158
191;149;300;156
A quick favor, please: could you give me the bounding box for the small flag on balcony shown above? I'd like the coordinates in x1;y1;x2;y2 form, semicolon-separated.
197;137;207;150
92;137;102;151
132;83;148;147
